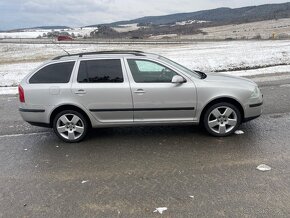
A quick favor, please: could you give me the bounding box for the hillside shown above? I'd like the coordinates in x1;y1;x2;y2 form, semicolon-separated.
1;2;290;40
88;2;290;27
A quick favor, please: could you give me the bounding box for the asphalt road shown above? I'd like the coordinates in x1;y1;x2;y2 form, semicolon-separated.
0;77;290;217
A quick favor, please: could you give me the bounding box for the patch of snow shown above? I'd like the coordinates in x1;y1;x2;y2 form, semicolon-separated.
175;20;209;25
81;180;89;184
0;62;41;87
66;27;97;38
235;130;245;135
280;84;290;87
113;23;140;33
256;164;272;171
0;27;97;39
0;87;18;95
159;41;290;73
153;207;167;214
0;31;48;39
118;23;139;27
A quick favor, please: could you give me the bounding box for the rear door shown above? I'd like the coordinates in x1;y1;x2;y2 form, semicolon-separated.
71;58;133;123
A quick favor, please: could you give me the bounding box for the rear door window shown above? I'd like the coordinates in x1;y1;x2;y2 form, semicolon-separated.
77;59;123;83
29;62;75;84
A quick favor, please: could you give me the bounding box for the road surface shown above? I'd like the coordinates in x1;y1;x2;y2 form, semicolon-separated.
0;75;290;217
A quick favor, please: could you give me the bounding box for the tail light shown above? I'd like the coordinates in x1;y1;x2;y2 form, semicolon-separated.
18;85;25;103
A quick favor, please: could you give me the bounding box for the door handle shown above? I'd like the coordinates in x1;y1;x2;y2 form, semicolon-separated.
74;89;86;95
134;89;145;94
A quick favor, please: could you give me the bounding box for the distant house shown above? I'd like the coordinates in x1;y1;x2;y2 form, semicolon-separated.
57;35;73;41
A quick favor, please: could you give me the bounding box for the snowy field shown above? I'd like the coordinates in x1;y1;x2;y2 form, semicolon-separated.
0;40;290;94
180;18;290;40
0;27;96;39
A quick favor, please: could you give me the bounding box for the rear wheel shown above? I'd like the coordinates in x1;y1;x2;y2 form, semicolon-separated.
203;102;241;137
53;110;88;143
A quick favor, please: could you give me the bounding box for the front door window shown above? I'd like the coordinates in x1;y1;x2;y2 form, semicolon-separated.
127;59;177;83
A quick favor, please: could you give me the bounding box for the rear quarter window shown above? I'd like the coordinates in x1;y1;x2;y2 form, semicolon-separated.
29;62;75;84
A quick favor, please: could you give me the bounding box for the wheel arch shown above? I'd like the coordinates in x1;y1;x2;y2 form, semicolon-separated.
49;104;92;128
200;97;245;124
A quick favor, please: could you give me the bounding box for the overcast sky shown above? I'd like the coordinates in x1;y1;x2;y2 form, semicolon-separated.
0;0;288;30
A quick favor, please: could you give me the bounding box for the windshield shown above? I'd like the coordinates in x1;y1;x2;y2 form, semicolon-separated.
158;56;203;79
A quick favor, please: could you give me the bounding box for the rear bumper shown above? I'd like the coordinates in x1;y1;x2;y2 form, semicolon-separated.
19;107;50;125
27;122;51;128
19;108;45;113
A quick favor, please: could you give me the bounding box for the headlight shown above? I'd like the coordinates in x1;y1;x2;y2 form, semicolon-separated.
250;86;260;98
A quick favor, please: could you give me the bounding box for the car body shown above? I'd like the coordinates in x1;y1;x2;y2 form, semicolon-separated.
18;50;263;142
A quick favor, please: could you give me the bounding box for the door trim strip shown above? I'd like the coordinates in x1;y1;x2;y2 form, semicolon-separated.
89;107;195;112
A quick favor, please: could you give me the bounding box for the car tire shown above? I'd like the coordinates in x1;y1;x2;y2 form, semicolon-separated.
203;102;241;137
53;110;88;143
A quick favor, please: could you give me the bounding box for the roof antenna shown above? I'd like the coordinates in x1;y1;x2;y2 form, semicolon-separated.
51;38;70;55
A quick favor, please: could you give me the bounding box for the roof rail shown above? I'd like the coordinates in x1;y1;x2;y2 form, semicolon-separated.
52;50;145;60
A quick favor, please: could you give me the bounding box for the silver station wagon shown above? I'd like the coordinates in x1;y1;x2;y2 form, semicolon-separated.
18;51;263;142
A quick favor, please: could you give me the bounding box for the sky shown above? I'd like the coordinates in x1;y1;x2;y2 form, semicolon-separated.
0;0;289;30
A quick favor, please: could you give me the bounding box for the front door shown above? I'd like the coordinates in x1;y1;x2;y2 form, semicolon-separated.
125;58;197;122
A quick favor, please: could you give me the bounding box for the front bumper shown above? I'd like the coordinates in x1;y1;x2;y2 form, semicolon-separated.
243;115;261;123
243;88;263;121
244;98;263;122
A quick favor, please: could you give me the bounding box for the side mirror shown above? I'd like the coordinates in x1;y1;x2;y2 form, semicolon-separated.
172;75;185;84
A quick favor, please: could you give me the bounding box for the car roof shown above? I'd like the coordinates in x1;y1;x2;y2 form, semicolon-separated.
52;50;158;61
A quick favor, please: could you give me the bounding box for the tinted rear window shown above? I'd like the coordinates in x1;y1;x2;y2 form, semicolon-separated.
29;62;75;84
77;59;123;83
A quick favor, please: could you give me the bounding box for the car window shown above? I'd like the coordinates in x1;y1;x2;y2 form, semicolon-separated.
29;62;75;84
158;56;201;78
77;59;123;83
127;59;177;83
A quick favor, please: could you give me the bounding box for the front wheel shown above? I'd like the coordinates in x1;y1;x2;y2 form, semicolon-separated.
203;102;241;137
53;110;88;143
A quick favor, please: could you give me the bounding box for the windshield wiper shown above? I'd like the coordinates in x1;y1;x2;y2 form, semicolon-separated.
194;70;207;79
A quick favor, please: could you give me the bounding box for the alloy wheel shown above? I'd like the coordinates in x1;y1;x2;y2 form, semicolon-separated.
56;114;85;140
207;106;238;134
